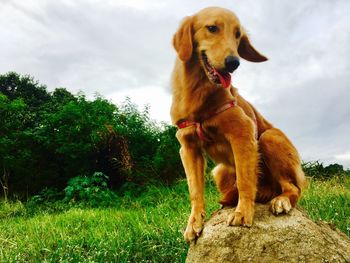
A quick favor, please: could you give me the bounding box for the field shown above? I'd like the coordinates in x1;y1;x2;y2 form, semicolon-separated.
0;176;348;262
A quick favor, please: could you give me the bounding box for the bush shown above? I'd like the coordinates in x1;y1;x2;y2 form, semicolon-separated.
302;161;350;179
153;125;184;183
64;172;119;207
29;188;64;204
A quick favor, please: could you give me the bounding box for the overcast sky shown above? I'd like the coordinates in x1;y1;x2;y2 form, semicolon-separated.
1;0;349;168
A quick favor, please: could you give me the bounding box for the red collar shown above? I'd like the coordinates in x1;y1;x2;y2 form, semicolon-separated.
176;100;237;142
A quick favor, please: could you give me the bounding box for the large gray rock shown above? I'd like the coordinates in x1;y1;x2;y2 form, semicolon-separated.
186;204;350;263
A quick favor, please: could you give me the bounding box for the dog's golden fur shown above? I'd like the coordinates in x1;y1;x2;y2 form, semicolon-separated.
170;7;307;242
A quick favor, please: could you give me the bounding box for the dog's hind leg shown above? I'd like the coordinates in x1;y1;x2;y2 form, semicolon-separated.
212;164;238;207
258;128;307;215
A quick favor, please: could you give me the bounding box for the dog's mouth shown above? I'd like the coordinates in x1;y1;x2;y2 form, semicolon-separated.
201;51;231;88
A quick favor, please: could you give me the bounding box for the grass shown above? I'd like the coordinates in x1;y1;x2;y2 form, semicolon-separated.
0;176;349;262
299;176;350;235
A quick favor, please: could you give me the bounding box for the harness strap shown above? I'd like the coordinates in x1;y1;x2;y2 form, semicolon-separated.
196;123;211;142
212;100;237;116
176;120;196;129
176;100;237;142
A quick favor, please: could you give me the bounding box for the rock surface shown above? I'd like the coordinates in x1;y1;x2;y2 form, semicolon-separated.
186;204;350;263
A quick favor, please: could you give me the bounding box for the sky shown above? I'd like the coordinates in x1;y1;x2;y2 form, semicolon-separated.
0;0;350;168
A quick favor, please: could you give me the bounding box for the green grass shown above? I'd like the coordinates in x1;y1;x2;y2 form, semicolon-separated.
0;177;349;262
299;176;350;235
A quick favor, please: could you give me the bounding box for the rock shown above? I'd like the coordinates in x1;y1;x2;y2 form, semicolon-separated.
186;204;350;263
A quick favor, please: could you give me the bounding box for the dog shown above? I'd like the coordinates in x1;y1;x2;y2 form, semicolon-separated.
170;7;307;243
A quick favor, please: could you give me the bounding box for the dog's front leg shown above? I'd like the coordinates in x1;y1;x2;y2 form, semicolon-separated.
225;118;258;227
177;130;206;243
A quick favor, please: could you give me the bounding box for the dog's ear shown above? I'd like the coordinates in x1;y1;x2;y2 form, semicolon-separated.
173;16;193;62
238;33;268;62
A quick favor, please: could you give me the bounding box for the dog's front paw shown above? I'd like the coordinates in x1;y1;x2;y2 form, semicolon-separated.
227;200;254;227
270;195;292;215
184;210;205;243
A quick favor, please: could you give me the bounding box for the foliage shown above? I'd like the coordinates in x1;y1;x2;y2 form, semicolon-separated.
0;93;31;200
302;161;350;179
29;188;64;204
0;72;123;196
113;99;163;184
152;125;183;184
0;72;50;117
0;72;185;198
63;172;118;207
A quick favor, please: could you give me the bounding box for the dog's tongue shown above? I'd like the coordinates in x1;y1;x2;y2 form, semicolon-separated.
219;72;231;88
213;68;231;88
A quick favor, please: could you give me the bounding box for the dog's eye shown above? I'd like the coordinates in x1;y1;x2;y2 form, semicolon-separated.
206;25;218;33
235;30;241;38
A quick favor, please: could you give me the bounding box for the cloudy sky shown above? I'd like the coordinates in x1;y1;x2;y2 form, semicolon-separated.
1;0;350;168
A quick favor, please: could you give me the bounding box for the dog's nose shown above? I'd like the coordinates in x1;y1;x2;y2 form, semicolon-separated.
225;56;240;73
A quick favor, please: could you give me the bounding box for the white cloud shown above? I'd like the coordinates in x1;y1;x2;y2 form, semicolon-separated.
335;152;350;160
109;85;172;123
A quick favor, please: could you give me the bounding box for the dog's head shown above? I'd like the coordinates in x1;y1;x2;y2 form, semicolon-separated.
173;7;267;88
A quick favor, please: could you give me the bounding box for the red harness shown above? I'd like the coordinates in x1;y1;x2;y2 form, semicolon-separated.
176;100;237;142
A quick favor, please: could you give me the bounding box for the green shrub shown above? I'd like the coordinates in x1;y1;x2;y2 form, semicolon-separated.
29;188;64;204
303;161;350;179
64;172;118;207
152;125;184;183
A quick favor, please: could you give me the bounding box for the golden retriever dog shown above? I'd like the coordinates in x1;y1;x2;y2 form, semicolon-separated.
170;7;307;242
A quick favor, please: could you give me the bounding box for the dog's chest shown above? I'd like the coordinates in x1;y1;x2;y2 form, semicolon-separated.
204;138;235;166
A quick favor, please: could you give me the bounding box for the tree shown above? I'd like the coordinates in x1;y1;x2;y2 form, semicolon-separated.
0;72;185;198
0;72;50;109
0;93;30;200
